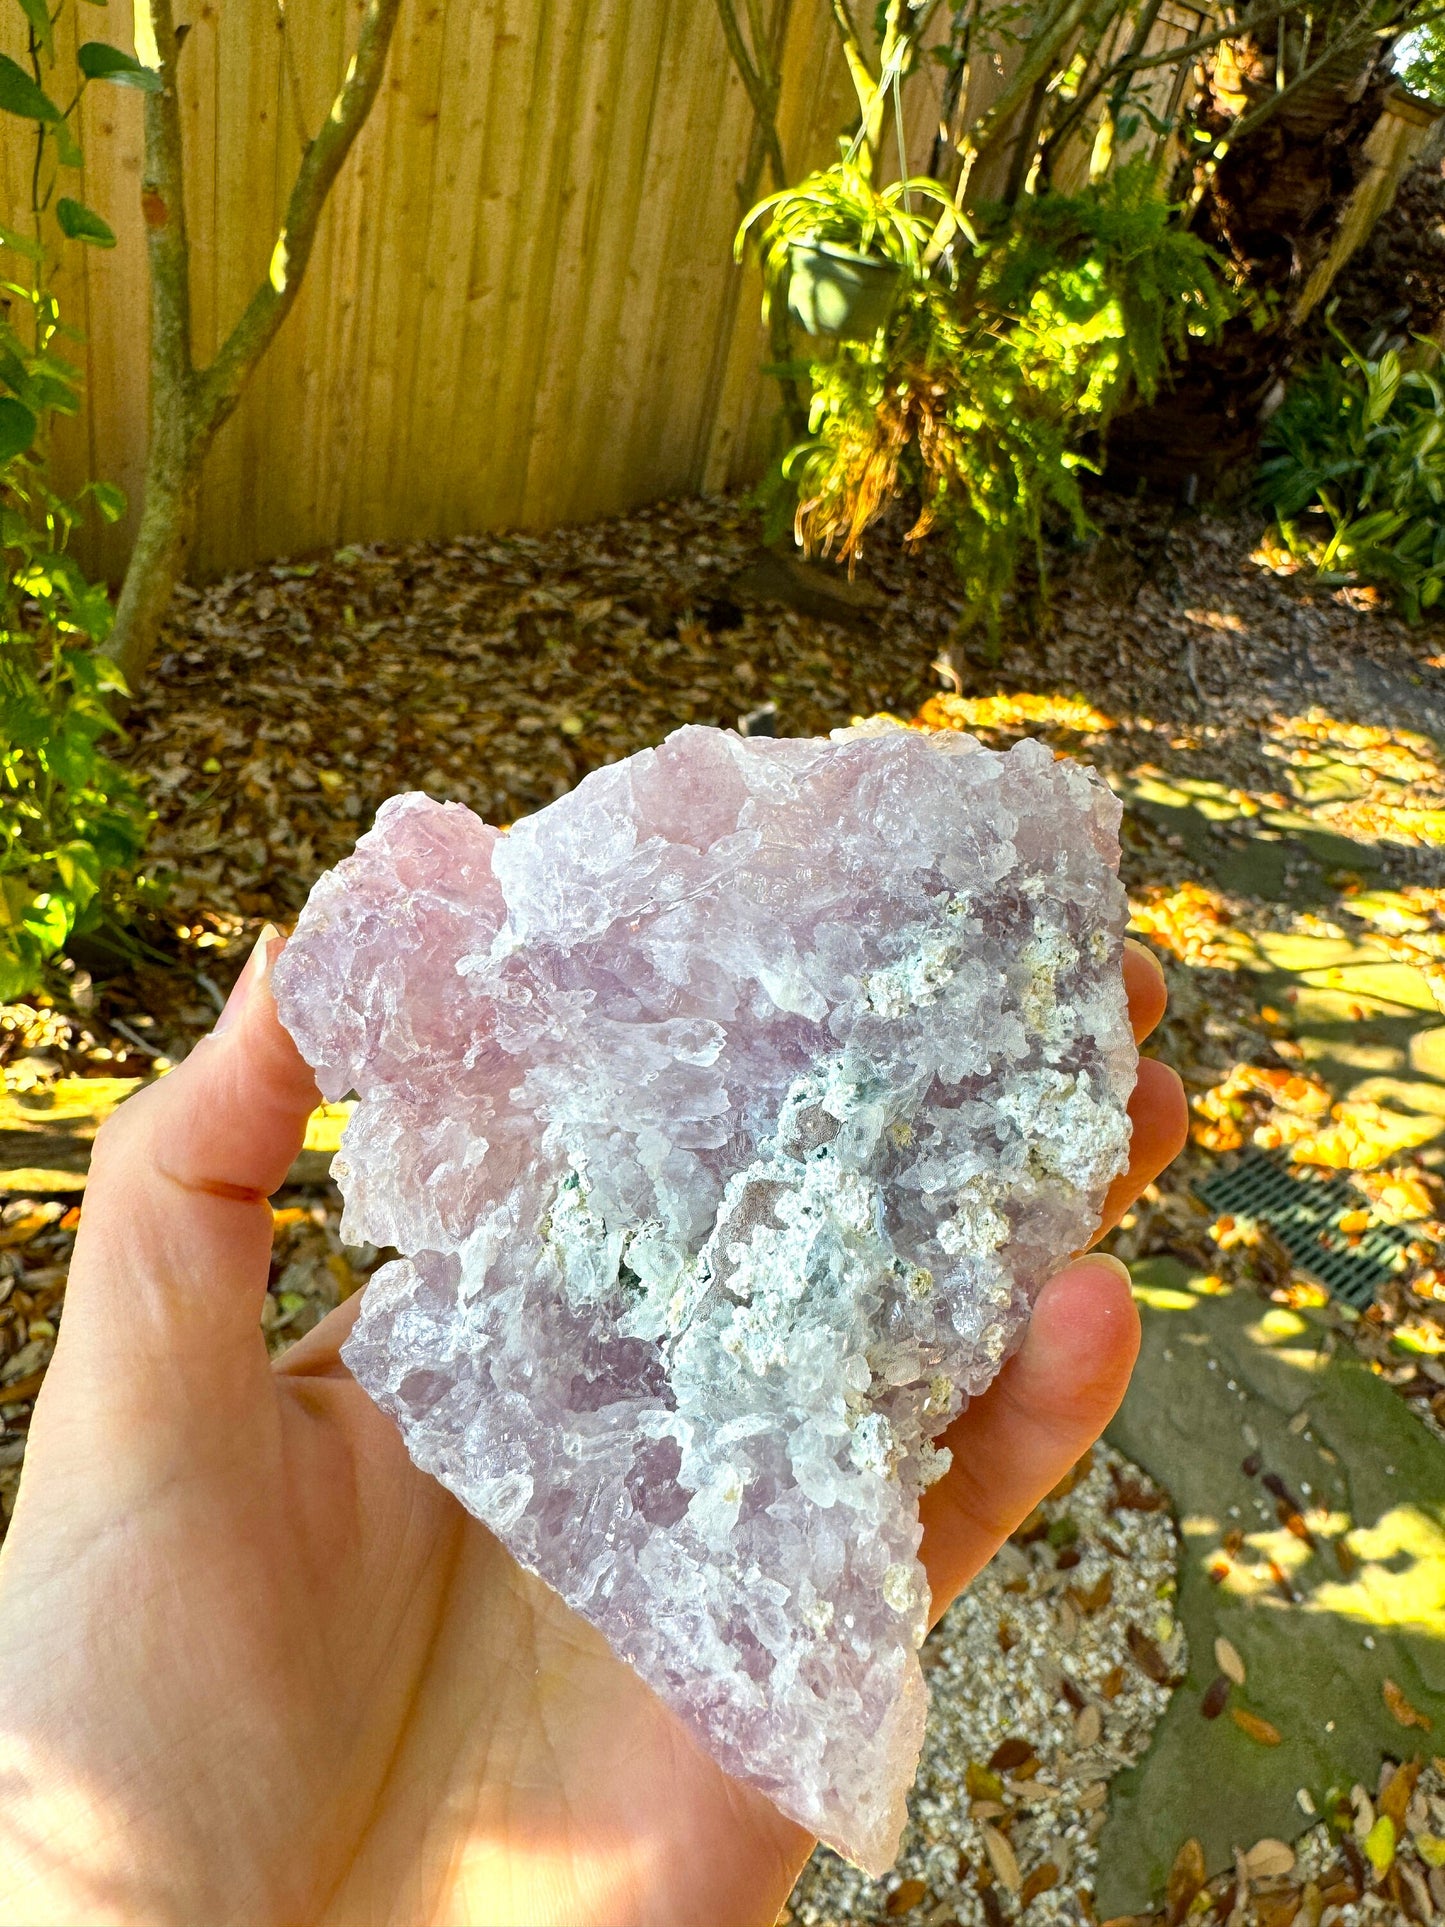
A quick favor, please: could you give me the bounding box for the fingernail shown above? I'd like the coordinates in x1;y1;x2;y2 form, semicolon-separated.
1072;1252;1132;1286
215;924;281;1034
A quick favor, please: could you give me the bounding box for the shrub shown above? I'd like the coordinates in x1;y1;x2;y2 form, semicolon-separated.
0;277;149;1001
1258;338;1445;621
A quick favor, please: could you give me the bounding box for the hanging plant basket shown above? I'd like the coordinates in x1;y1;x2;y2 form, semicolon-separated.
785;240;904;339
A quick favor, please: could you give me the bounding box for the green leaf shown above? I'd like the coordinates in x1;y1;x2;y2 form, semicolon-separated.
26;368;79;415
53;839;101;908
77;41;162;88
89;479;125;522
53;114;81;168
0;345;29;397
0;879;38;934
56;197;116;248
0;221;42;260
21;893;71;951
16;0;54;58
0;52;59;120
0;394;37;462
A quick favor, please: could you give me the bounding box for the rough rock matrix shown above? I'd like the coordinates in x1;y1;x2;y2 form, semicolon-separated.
272;722;1136;1871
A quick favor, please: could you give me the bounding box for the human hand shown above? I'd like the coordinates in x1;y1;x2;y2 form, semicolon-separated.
0;932;1184;1927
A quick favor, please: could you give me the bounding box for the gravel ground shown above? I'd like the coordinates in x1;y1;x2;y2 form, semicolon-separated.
788;1444;1181;1927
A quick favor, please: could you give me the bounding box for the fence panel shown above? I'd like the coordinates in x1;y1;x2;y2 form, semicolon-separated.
1;0;853;579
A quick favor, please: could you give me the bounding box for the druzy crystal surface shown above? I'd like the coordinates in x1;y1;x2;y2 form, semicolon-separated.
272;722;1135;1872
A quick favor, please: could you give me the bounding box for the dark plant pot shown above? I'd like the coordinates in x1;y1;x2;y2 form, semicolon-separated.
786;241;903;339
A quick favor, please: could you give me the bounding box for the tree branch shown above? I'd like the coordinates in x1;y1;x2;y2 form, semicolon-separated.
1037;0;1156;180
193;0;403;438
713;0;788;188
139;0;195;413
1096;0;1353;82
959;0;1100;184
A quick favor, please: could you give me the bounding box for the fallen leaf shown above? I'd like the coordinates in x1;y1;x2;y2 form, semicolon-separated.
1069;1571;1114;1614
966;1761;1004;1801
1276;1501;1316;1548
1244;1839;1296;1878
1111;1475;1168;1511
989;1737;1037;1773
1201;1674;1231;1719
1363;1814;1396;1874
1075;1703;1102;1747
1255;1893;1302;1927
981;1824;1021;1894
1231;1707;1283;1746
1384;1679;1433;1731
886;1878;929;1914
1379;1758;1420;1828
0;1368;46;1404
1215;1635;1246;1685
1048;1447;1094;1502
1126;1623;1171;1683
1165;1837;1205;1925
0;1205;50;1249
1100;1663;1126;1699
1335;1537;1358;1577
1020;1862;1060;1904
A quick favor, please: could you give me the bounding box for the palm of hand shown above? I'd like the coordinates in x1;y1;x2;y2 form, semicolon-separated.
0;938;1182;1927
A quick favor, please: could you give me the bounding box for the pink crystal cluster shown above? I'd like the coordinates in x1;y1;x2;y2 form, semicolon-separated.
272;722;1135;1871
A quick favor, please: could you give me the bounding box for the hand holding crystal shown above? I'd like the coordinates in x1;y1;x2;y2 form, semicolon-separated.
0;919;1183;1927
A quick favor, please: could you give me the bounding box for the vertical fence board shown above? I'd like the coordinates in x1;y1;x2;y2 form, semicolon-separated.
2;0;874;579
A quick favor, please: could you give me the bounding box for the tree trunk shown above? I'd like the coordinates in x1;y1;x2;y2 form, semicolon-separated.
108;0;193;695
110;421;201;692
108;0;404;694
1105;47;1400;497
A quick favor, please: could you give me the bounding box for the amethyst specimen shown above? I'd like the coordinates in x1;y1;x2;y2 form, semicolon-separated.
272;722;1136;1871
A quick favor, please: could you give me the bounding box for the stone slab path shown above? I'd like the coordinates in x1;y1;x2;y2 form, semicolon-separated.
1098;1256;1445;1915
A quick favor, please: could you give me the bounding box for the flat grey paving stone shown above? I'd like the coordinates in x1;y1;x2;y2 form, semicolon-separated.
1096;1255;1445;1915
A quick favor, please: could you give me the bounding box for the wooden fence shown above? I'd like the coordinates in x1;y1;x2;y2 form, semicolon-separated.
1;0;867;580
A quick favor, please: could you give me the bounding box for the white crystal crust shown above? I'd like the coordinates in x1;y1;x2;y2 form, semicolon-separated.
272;722;1136;1872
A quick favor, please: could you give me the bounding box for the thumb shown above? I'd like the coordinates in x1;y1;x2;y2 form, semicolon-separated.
49;927;319;1400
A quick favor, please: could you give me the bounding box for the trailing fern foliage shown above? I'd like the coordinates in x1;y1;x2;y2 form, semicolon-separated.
766;163;1234;635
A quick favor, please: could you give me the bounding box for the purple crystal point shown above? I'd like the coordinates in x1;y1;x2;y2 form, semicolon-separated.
272;722;1136;1872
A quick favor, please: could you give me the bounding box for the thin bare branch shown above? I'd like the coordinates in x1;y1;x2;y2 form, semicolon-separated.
959;0;1099;182
195;0;403;437
1035;0;1136;181
277;0;313;150
713;0;788;188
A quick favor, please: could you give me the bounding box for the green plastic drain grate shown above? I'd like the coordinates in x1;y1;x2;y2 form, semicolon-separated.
1196;1149;1414;1310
